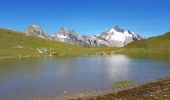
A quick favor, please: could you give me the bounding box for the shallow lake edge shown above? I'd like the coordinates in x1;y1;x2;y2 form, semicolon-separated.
75;77;170;100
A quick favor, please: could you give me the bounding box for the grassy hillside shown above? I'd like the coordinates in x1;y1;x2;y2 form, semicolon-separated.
122;32;170;53
0;28;115;59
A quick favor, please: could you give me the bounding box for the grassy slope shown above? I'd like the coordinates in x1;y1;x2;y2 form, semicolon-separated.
122;32;170;53
0;28;115;59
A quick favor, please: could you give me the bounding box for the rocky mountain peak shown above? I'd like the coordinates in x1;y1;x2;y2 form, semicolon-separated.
114;26;125;33
25;25;143;47
52;27;83;45
107;26;125;34
26;25;48;39
98;26;143;47
58;27;68;34
31;24;40;28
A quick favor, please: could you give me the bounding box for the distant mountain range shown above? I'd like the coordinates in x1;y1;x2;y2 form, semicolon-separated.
0;26;169;59
26;25;143;47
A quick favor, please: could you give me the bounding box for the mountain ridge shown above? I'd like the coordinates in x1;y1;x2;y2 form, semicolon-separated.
0;27;169;59
26;25;143;47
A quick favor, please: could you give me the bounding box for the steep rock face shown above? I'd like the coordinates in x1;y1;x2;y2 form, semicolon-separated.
82;35;110;47
26;25;49;39
52;27;87;47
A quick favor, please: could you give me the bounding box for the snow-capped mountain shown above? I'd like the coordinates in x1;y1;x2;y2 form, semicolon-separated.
98;26;143;47
25;25;143;47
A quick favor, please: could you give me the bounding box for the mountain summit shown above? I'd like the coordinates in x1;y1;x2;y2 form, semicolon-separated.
52;27;85;46
98;26;143;47
26;25;49;39
25;25;143;47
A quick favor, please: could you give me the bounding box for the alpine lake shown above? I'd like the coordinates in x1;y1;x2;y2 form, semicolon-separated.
0;53;170;99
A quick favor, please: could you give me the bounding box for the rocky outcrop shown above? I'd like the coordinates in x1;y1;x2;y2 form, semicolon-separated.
26;25;49;39
82;35;110;47
52;27;89;47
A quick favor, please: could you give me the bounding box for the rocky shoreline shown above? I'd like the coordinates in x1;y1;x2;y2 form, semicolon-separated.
70;77;170;100
88;77;170;100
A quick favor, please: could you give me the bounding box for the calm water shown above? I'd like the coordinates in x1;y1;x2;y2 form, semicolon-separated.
0;54;170;99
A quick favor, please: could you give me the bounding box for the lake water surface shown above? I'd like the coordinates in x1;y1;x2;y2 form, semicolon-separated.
0;54;170;99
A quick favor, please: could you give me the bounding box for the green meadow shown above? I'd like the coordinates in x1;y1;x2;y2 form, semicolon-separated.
120;32;170;54
0;28;115;59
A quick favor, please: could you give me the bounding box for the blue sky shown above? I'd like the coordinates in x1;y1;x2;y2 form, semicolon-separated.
0;0;170;37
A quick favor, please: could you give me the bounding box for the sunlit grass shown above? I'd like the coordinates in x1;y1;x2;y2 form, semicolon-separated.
122;32;170;53
112;80;136;88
